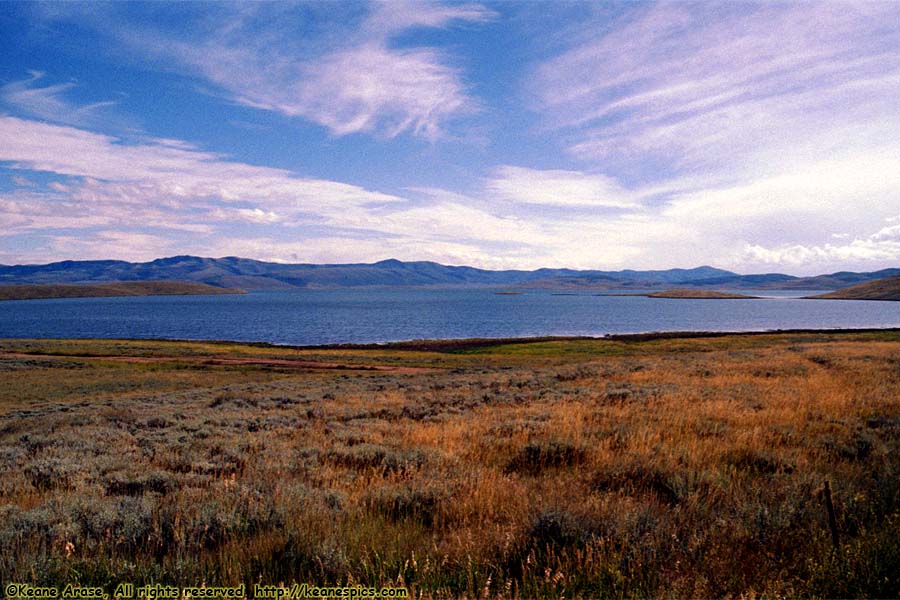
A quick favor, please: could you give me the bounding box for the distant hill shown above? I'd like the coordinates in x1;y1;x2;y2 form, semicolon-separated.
0;255;897;292
520;269;743;290
678;273;799;288
0;256;738;290
687;268;900;290
0;281;244;301
528;268;900;291
785;268;900;290
807;275;900;301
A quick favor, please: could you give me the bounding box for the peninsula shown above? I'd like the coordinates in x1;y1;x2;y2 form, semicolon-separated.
0;281;245;301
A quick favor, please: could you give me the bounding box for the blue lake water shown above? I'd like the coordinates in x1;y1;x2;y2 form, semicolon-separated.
1;289;899;346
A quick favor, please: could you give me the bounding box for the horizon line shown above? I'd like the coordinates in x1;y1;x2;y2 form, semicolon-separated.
1;253;895;279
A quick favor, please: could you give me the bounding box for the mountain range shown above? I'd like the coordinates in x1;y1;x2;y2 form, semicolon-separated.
1;255;898;291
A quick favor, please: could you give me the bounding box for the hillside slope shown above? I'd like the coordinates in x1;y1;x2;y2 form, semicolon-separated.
0;256;737;290
1;255;898;291
807;275;900;300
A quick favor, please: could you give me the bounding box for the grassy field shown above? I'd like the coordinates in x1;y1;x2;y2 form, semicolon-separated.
1;332;899;597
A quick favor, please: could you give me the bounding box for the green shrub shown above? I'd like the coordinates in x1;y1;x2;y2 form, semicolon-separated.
24;458;77;491
328;444;427;473
506;440;587;475
104;471;179;496
528;509;592;549
365;484;444;527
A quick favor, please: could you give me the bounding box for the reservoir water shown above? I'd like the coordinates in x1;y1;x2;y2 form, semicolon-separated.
1;289;899;346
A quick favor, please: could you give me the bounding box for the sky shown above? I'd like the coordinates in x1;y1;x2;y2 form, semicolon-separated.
2;1;900;275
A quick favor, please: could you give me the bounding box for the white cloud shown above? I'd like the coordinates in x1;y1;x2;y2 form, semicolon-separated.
0;116;404;215
231;208;282;225
291;43;474;139
0;115;420;260
197;235;512;269
0;188;212;235
511;3;900;274
487;166;637;208
0;116;552;267
872;224;900;242
8;114;900;274
743;236;900;270
363;0;494;34
6;112;900;274
43;231;177;263
104;1;493;140
365;201;549;245
1;71;117;127
7;0;900;277
532;3;900;173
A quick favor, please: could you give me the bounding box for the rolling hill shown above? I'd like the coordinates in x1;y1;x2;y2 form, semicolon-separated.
0;255;897;292
807;275;900;301
0;256;736;290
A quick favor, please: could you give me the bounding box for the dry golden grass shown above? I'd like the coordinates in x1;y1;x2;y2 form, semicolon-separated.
1;332;899;597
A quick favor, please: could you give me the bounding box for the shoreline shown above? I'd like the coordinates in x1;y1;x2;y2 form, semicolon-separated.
3;326;900;352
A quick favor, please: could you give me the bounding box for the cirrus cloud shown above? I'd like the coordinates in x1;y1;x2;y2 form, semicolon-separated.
532;2;900;174
72;1;495;140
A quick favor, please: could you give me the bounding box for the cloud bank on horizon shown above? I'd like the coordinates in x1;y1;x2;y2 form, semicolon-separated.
2;1;900;275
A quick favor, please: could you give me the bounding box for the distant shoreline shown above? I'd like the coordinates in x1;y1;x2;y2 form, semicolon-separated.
4;327;900;352
0;281;245;301
597;289;760;299
297;327;900;351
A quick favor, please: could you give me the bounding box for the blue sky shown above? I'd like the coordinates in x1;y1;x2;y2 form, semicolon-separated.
2;1;900;274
